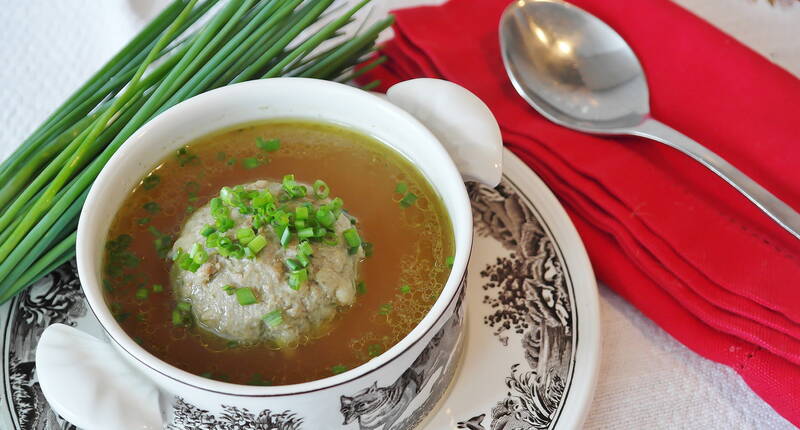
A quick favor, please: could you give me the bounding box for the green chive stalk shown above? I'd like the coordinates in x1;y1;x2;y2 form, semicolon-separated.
336;56;387;83
0;0;392;302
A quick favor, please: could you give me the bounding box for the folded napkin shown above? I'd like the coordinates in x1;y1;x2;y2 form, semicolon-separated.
361;0;800;424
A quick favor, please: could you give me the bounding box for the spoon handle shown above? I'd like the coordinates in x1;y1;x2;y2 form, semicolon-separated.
629;118;800;240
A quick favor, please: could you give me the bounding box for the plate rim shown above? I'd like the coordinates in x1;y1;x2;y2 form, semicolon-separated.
425;148;601;430
502;147;601;430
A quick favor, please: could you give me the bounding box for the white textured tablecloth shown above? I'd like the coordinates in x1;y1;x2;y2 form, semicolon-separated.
1;1;797;428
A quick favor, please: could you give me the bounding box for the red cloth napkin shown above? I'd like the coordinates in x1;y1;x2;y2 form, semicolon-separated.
361;0;800;424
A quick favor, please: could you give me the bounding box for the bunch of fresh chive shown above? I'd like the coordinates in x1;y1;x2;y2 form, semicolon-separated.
0;0;391;303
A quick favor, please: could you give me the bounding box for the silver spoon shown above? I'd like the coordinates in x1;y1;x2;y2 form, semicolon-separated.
499;0;800;240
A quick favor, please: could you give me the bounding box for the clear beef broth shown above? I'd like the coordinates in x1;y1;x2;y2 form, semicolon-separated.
102;120;454;385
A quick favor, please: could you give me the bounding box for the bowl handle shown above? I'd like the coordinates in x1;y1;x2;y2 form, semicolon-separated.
385;78;503;187
35;323;163;430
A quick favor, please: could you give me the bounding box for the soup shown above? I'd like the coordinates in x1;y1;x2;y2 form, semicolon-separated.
103;120;454;385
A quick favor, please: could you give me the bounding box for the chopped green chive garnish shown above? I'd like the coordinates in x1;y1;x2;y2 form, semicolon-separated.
216;217;234;232
219;187;236;205
367;344;383;358
222;285;236;295
143;202;160;214
111;303;130;322
395;182;408;194
322;232;338;246
281;174;307;199
297;227;315;239
256;137;280;152
173;175;365;289
218;236;234;253
315;208;335;228
137;217;150;226
107;234;132;250
297;240;313;256
399;192;418;208
147;226;173;260
236;227;256;245
176;146;198;166
446;256;455;267
356;281;367;296
279;228;292;247
104;234;140;277
378;303;393;316
262;309;283;328
362;242;373;257
247;373;273;386
243;157;260;169
252;191;274;208
171;309;184;326
103;279;115;293
172;302;192;327
285;258;303;271
248;235;267;254
273;211;290;226
205;232;220;248
152;284;164;293
288;269;308;290
135;287;149;300
342;228;362;252
142;174;160;190
227;158;236;166
313;180;330;199
400;285;411;294
235;287;258;306
331;364;348;375
213;374;230;382
296;252;310;267
190;243;208;265
184;182;200;204
185;181;200;193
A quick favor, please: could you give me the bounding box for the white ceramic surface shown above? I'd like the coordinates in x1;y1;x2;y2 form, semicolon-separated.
36;324;162;429
386;78;503;186
36;77;502;429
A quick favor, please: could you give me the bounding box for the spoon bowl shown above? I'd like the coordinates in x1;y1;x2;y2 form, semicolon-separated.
500;0;649;132
499;0;800;239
